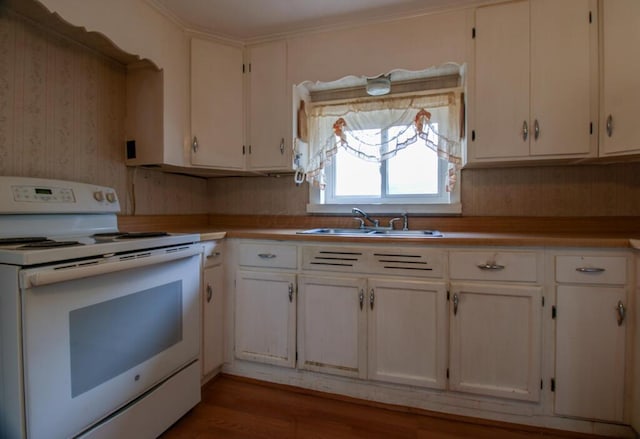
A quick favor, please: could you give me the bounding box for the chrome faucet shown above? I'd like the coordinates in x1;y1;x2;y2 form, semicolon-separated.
352;207;379;228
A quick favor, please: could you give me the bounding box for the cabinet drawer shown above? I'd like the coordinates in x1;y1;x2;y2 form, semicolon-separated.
239;242;297;269
556;256;626;285
449;251;538;282
202;240;223;268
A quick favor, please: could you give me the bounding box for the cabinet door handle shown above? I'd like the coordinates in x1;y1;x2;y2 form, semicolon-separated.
453;293;459;316
359;289;364;310
369;289;375;310
206;284;213;303
606;114;613;137
288;283;294;302
280;138;285;155
206;251;221;259
258;253;276;259
192;136;199;152
576;267;605;273
522;120;528;141
534;119;540;140
617;301;626;326
477;263;505;271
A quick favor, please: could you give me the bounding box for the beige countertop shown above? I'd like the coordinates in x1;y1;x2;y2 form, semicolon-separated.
197;228;638;248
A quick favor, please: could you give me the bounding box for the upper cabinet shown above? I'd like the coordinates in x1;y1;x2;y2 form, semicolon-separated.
600;0;640;157
246;41;291;172
190;38;245;170
470;0;597;164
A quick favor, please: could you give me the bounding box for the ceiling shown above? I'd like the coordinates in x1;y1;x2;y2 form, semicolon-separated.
151;0;487;41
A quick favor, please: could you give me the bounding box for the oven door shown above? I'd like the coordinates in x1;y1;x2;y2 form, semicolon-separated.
19;245;201;439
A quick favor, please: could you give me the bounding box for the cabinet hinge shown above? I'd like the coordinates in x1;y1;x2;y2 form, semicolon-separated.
590;122;593;135
471;130;476;141
446;368;450;379
542;296;545;307
540;379;543;390
242;145;246;155
551;378;556;392
552;305;557;319
589;11;592;24
447;291;450;301
472;27;476;39
242;63;245;73
296;351;298;362
248;145;252;154
249;63;252;73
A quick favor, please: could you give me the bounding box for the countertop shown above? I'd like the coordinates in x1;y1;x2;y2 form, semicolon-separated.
198;228;639;248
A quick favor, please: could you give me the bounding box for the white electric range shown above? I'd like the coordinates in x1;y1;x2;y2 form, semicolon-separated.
0;176;203;439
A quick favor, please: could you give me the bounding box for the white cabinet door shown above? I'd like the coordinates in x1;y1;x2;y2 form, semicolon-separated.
600;0;640;156
247;41;290;171
298;275;367;379
449;282;542;401
530;0;594;157
472;0;595;162
235;270;296;368
367;278;447;389
190;38;245;169
473;1;530;160
202;264;224;376
554;285;626;422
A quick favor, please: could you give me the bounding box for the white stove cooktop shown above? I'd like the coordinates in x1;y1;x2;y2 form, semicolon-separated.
0;176;200;266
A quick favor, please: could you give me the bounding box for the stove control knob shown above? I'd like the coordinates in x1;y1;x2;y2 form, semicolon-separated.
106;192;117;203
93;191;104;202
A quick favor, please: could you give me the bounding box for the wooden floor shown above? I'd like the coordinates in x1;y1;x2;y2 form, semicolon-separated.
160;375;606;439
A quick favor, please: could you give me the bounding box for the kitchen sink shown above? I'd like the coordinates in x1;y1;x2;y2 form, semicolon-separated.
297;228;443;237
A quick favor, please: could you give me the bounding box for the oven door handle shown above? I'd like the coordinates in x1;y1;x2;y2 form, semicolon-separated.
21;246;202;288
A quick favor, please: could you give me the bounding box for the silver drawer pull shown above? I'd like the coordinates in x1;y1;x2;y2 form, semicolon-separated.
453;293;459;316
576;267;605;273
206;284;213;303
258;253;277;259
206;251;221;259
477;263;505;271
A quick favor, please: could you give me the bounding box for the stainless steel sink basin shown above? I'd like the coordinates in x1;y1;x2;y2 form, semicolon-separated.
297;228;443;237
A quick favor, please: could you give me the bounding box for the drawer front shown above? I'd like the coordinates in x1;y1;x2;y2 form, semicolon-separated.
239;243;297;269
369;248;444;278
202;240;223;268
556;256;627;285
450;251;538;282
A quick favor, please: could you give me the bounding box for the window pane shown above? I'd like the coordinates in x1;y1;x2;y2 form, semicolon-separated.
335;130;381;197
387;126;439;195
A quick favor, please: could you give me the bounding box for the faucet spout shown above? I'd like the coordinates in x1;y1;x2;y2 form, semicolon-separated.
352;207;379;228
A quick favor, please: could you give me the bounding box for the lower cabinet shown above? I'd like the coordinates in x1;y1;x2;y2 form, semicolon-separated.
297;275;448;389
449;282;543;402
553;254;629;423
235;270;297;368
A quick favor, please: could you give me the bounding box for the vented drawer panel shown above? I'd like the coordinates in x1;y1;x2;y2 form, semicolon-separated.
302;247;367;273
302;246;444;277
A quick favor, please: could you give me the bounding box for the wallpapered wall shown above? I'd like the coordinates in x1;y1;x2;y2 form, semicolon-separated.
0;11;207;215
207;162;640;217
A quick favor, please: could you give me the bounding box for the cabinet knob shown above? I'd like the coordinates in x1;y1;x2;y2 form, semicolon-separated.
617;301;626;326
606;115;613;138
453;293;459;316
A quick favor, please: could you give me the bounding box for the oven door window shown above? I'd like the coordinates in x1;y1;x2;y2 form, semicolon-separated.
69;280;183;397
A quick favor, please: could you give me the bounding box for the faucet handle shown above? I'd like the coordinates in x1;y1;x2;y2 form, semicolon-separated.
389;217;402;230
353;217;365;229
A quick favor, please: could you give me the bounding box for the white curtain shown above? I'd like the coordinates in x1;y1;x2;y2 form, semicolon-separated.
302;91;463;190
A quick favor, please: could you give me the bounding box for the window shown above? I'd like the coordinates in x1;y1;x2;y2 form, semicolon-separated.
301;88;463;214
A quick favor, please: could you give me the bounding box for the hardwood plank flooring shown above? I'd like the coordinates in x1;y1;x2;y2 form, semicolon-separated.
159;375;607;439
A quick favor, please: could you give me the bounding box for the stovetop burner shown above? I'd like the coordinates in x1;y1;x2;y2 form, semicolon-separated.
0;237;49;245
19;240;84;249
92;232;170;240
